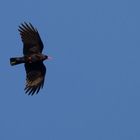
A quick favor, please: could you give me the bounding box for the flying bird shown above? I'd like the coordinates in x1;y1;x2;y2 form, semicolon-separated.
10;22;50;95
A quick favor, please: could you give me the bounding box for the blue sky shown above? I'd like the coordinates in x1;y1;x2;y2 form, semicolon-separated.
1;0;140;139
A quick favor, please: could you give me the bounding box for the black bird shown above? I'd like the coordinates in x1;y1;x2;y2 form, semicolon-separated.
10;22;50;95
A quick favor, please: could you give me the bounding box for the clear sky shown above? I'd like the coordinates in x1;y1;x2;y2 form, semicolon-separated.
0;0;140;139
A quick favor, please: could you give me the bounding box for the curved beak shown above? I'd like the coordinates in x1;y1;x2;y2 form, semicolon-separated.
48;56;53;60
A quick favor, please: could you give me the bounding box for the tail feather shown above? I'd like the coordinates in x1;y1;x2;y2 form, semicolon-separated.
10;57;25;66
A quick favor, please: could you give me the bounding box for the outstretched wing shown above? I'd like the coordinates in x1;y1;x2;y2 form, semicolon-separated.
24;62;46;95
18;22;44;55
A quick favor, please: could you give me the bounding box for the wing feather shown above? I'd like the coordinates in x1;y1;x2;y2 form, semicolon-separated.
24;62;46;95
18;22;44;55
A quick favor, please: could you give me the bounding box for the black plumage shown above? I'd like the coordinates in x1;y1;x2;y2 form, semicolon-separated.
10;22;49;95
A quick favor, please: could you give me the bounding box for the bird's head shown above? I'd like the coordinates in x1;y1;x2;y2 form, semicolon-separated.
43;55;52;61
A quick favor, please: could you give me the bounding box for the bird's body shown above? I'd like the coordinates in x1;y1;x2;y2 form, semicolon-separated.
10;53;47;65
10;22;49;95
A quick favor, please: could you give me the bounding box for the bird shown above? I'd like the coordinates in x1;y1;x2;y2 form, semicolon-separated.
10;22;50;95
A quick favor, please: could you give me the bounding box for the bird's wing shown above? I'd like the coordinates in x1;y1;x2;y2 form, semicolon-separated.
18;22;44;55
24;62;46;95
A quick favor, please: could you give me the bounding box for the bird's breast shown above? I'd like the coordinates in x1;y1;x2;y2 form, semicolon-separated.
25;54;42;63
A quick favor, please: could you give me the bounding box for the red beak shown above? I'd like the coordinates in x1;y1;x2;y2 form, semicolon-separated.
48;56;53;60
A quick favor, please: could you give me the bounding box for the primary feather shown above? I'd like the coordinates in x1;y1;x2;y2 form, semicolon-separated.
18;22;44;55
24;62;46;95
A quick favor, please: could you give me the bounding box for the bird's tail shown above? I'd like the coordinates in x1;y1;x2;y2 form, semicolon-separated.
10;57;25;66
